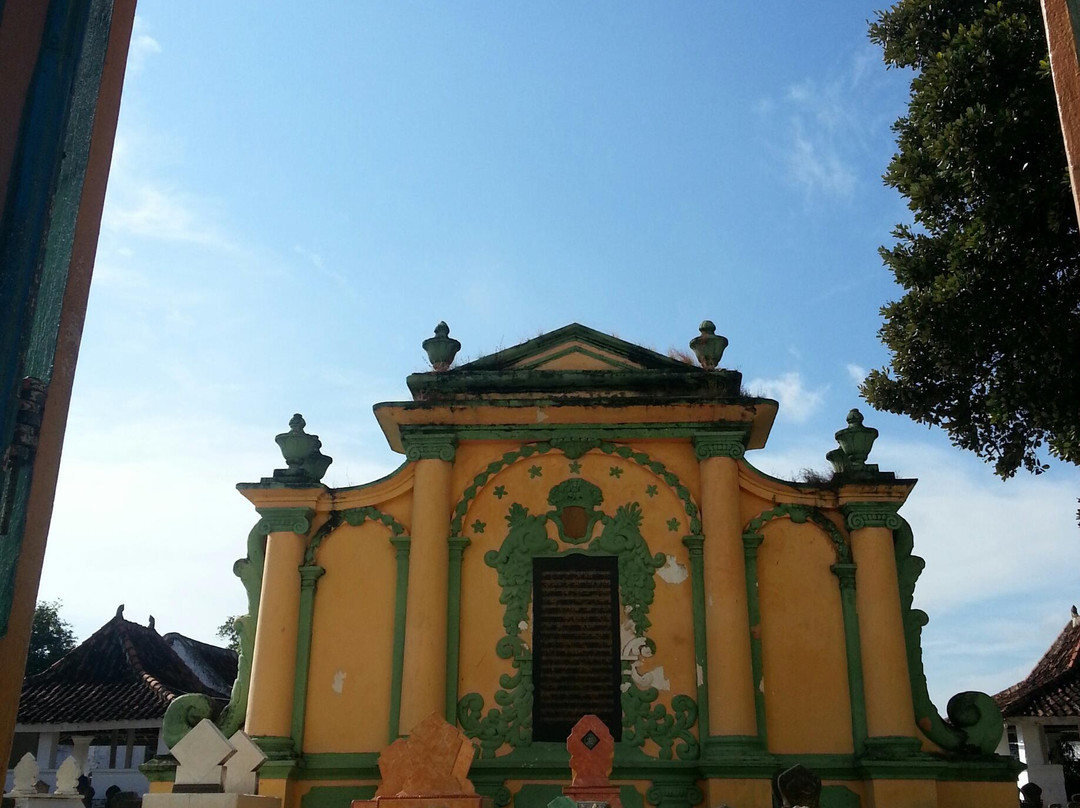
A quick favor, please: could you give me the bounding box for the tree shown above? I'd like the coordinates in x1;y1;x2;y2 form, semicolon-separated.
216;615;241;652
864;0;1080;480
26;600;76;676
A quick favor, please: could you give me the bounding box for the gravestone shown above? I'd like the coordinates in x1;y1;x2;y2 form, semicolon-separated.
773;765;820;808
3;755;85;808
558;715;621;808
351;714;488;808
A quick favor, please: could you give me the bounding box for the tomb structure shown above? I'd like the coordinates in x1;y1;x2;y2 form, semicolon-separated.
152;322;1022;808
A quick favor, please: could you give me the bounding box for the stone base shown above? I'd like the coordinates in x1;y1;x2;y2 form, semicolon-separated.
5;796;85;808
353;796;489;808
144;793;282;808
562;786;621;808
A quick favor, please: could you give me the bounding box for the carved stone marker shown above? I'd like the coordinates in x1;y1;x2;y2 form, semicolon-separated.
224;731;267;795
172;719;236;793
559;715;621;808
774;765;821;808
352;714;489;808
3;754;86;808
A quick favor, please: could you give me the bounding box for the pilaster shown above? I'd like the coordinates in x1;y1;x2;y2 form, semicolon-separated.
290;564;325;754
842;502;919;745
399;430;456;733
692;431;758;751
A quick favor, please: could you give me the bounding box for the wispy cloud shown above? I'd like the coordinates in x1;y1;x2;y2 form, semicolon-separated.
127;15;162;76
103;182;234;248
845;363;865;386
746;372;827;423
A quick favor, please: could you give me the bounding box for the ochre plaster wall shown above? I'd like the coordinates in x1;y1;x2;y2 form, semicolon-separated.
304;519;398;752
757;519;853;754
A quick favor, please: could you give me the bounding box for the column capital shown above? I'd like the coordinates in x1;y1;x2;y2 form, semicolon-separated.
390;534;412;554
830;562;858;589
401;430;457;462
448;535;471;554
841;502;902;531
299;564;325;589
257;507;314;535
682;534;704;556
692;431;748;460
742;532;764;556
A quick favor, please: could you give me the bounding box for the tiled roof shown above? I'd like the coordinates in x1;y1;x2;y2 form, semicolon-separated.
18;611;231;725
995;612;1080;718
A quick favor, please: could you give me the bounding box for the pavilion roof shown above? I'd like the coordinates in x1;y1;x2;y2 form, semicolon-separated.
17;609;234;725
995;611;1080;718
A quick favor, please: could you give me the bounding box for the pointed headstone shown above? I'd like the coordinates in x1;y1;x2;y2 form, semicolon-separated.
8;753;38;796
224;731;266;794
53;758;80;796
171;718;235;792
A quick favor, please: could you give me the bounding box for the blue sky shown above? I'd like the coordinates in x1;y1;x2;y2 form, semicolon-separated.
40;3;1080;713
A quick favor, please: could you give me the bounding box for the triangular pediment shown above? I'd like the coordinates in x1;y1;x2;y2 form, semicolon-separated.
458;323;691;373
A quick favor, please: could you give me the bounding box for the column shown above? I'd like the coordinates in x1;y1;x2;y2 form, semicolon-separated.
399;432;456;734
388;534;411;742
843;503;919;745
693;432;758;747
245;507;312;755
444;535;471;723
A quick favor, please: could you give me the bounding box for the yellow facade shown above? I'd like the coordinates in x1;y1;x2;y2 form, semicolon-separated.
159;324;1021;808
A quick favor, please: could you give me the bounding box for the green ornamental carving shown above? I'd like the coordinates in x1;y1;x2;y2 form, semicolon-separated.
458;480;698;759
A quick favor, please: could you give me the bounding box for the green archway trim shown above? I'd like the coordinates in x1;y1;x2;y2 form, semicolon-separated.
894;517;1003;755
304;506;407;564
742;503;850;563
449;439;700;537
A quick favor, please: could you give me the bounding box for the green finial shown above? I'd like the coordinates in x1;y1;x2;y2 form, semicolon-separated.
423;321;461;371
689;319;728;370
825;408;880;476
273;413;332;485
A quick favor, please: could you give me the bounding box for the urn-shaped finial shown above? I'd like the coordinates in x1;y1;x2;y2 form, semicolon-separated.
825;408;879;476
689;320;729;370
423;321;461;371
274;413;332;485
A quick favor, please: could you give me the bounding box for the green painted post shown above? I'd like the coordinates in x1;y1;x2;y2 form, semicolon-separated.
832;562;867;756
682;534;709;742
291;564;325;755
445;535;471;724
388;535;411;742
742;532;767;748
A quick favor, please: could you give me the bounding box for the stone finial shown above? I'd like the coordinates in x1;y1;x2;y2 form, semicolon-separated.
775;764;821;808
224;730;266;795
689;320;728;370
273;413;332;486
422;322;461;371
53;758;80;796
9;752;39;796
171;718;236;792
825;408;880;477
1020;782;1044;807
376;713;476;798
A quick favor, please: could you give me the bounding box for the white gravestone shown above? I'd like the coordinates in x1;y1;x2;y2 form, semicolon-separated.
223;731;266;795
172;719;236;791
4;755;85;808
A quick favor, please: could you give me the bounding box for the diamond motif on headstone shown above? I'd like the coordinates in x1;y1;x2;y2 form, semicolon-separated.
581;731;600;750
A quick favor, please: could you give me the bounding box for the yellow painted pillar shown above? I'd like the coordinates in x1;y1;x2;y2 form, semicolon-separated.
843;503;919;744
694;433;758;745
246;508;313;747
398;433;456;733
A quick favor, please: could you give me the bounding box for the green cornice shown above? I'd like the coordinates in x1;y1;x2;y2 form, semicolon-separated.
692;431;749;460
398;422;757;444
257;507;315;535
400;429;457;462
252;735;296;761
841;502;902;531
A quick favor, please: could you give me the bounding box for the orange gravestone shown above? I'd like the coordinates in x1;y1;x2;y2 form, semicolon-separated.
352;714;488;808
561;715;621;808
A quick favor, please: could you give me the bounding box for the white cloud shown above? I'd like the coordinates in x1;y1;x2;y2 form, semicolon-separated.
746;372;827;423
789;118;856;198
103;183;233;248
845;363;865;386
127;16;162;76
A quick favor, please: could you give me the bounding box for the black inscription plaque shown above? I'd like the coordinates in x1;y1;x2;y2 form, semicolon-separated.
532;555;621;742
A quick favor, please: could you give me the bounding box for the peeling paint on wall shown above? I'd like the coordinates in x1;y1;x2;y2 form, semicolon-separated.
332;670;346;694
657;554;688;584
696;663;704;687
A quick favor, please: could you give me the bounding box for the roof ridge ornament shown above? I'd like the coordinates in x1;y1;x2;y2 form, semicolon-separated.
689;320;728;370
423;321;461;371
